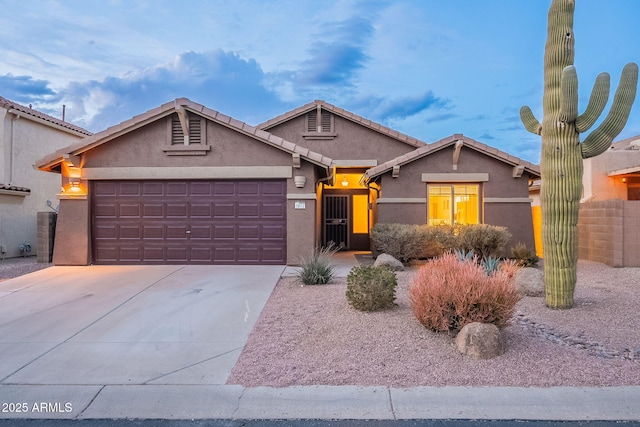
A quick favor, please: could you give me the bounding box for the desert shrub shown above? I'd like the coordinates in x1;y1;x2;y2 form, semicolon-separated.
409;253;521;332
372;223;457;262
456;224;512;260
511;242;539;267
499;258;522;280
416;225;457;259
371;223;421;262
346;265;397;311
295;245;338;285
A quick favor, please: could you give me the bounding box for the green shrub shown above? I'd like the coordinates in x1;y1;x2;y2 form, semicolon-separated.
295;245;338;285
511;242;539;267
409;253;521;332
456;224;512;260
346;265;397;311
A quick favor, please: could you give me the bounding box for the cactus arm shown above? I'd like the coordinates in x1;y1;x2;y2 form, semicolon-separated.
581;62;638;159
575;72;610;132
520;106;542;135
560;66;578;123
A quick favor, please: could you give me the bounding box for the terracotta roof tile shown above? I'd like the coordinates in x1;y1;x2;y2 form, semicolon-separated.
0;95;91;135
35;98;333;170
258;100;426;148
364;134;540;181
0;183;31;193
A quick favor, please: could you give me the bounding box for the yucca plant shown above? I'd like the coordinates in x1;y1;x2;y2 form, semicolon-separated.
294;244;339;285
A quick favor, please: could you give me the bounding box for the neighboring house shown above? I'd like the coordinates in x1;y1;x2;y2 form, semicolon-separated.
35;98;540;266
0;96;91;260
578;135;640;267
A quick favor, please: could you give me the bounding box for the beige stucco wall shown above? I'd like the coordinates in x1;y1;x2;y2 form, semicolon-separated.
0;108;85;259
582;150;640;201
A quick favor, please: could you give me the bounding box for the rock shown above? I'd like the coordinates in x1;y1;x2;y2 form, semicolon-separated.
455;322;504;360
373;253;404;271
515;267;545;297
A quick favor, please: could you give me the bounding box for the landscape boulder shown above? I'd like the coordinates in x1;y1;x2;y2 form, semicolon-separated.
373;253;404;271
515;267;545;297
455;322;504;360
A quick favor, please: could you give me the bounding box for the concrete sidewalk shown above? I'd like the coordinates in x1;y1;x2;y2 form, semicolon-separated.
1;258;640;421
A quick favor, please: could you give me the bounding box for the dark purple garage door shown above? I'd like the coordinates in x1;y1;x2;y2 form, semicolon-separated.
91;180;287;265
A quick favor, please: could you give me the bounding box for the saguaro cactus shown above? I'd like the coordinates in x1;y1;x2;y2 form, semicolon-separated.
520;0;637;309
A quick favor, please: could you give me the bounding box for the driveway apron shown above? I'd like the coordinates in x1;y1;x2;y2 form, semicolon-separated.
0;264;283;386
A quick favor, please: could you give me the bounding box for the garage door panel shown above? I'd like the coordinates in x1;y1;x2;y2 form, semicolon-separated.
94;203;117;218
119;203;141;218
143;204;164;217
92;180;286;264
167;203;188;218
262;203;285;218
190;203;212;218
238;225;260;240
166;182;188;196
238;203;260;218
119;182;141;196
119;225;142;239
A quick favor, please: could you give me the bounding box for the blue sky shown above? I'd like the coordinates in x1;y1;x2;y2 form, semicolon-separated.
1;0;639;164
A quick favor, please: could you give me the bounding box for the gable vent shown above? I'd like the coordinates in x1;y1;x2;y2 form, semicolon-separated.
321;110;331;132
172;116;184;145
171;114;203;145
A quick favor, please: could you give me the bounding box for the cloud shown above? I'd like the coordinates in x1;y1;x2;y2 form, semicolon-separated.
54;50;288;131
0;74;56;103
426;112;458;123
355;91;452;122
294;3;383;88
479;132;496;140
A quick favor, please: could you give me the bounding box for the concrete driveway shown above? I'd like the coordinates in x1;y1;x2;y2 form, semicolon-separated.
0;264;283;386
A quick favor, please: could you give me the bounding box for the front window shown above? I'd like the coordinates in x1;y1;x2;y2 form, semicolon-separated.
428;184;480;225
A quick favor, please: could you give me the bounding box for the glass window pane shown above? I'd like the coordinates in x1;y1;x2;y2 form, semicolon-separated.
352;194;369;234
453;184;479;225
428;186;452;225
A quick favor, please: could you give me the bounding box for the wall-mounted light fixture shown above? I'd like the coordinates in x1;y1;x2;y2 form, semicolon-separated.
622;177;627;183
341;175;349;187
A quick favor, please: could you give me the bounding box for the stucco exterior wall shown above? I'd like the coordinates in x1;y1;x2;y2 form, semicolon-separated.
374;144;536;253
0;108;85;259
266;114;417;164
52;114;325;265
582;150;640;201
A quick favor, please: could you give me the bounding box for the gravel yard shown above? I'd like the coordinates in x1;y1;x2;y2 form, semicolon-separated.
228;260;640;388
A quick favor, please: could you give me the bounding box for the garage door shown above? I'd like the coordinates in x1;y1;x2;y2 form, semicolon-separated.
91;180;287;265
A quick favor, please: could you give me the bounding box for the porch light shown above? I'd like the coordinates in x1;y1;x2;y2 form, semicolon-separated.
622;177;627;183
341;176;349;187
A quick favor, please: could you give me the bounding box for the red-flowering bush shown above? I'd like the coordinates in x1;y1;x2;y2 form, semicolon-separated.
409;253;521;333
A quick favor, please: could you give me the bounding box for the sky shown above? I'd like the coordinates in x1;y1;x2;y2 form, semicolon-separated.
1;0;639;164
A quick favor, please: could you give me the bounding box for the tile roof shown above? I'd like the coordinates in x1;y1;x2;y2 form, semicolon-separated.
0;95;92;136
35;98;333;171
0;183;31;193
258;100;426;149
364;134;541;181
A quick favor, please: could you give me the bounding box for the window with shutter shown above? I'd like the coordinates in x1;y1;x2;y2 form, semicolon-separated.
171;116;184;145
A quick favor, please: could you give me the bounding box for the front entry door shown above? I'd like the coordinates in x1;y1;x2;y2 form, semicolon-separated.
323;190;370;250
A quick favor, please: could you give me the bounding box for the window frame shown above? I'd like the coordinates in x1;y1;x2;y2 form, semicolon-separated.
426;183;482;226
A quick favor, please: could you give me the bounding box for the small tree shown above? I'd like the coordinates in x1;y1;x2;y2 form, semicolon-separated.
520;0;637;308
